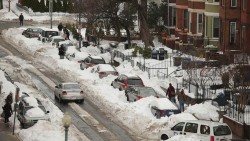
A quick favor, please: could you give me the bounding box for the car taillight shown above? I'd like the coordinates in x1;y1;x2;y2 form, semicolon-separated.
138;96;143;99
122;84;126;89
80;91;84;95
141;81;144;86
210;136;214;141
160;110;164;116
99;72;106;75
62;91;67;95
88;64;93;67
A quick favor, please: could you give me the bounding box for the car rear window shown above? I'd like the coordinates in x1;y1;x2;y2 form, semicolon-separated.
213;125;231;136
63;84;80;89
127;79;143;86
91;59;105;64
139;88;157;97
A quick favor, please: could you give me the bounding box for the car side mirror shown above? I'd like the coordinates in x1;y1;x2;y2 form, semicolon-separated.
55;86;58;88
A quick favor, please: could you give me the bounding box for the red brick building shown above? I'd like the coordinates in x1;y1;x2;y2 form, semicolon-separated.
219;0;250;59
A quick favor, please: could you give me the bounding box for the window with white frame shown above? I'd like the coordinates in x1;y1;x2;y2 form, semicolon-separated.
189;12;192;32
213;17;219;38
197;13;203;33
221;0;224;6
243;0;247;10
230;22;236;44
172;7;176;26
231;0;237;7
242;26;246;49
184;10;188;29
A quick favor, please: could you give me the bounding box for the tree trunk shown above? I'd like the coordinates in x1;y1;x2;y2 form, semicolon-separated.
137;0;154;48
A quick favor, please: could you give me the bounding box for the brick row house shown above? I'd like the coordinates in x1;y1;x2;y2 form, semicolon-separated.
164;0;250;60
219;0;250;58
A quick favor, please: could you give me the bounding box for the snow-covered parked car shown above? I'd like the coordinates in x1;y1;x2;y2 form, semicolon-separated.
158;120;232;141
17;92;50;129
65;46;78;60
125;86;160;102
50;36;65;46
79;55;106;70
91;64;119;78
150;98;180;118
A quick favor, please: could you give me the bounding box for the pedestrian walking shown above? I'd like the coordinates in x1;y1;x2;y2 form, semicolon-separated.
19;13;24;26
63;27;70;40
6;92;13;104
178;89;186;112
166;83;176;103
2;99;13;124
58;23;63;36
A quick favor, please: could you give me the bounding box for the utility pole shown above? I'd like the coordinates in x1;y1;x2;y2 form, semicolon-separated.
8;0;11;12
49;0;53;29
78;0;82;49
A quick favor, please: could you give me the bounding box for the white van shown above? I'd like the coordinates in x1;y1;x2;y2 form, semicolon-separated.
159;120;232;141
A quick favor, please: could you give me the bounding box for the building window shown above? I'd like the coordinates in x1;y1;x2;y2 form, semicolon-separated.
242;26;246;49
221;0;224;6
230;22;236;44
243;0;247;10
220;20;224;43
214;0;219;2
231;0;237;7
172;7;176;26
189;12;192;32
213;17;219;38
184;10;188;29
197;13;203;33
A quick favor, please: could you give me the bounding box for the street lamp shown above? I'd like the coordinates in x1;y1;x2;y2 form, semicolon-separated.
62;112;71;141
49;0;53;29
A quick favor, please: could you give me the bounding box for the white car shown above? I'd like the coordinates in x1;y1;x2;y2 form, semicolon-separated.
54;82;84;103
91;64;118;78
159;120;232;141
50;36;65;46
17;92;50;128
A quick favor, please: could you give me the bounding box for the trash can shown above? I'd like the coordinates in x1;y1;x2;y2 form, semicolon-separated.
124;43;129;50
151;49;158;59
173;57;182;66
158;48;165;60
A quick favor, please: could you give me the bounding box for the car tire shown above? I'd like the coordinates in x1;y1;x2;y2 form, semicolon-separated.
58;95;63;103
126;96;129;101
78;99;84;104
20;122;25;129
161;134;169;140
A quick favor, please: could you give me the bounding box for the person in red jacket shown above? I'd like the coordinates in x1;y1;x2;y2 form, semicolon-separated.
166;83;176;103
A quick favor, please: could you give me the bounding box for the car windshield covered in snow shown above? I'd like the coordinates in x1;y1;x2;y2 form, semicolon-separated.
63;83;80;89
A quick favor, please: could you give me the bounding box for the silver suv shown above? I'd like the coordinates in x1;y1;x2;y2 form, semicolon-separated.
17;92;50;128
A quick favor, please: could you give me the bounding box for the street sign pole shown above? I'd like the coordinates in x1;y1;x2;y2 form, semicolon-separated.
13;87;19;135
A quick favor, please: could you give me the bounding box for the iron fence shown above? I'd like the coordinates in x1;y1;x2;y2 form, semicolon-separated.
226;104;250;125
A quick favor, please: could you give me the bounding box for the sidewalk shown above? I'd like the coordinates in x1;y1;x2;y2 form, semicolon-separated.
0;118;20;141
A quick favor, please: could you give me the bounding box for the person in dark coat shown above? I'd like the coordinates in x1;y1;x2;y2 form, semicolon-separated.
177;89;186;112
19;13;24;26
6;92;13;104
63;27;70;40
58;23;63;31
58;44;66;58
2;100;13;124
166;83;176;103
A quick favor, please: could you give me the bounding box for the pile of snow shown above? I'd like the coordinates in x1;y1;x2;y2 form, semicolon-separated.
184;101;219;121
150;98;178;110
26;107;46;117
